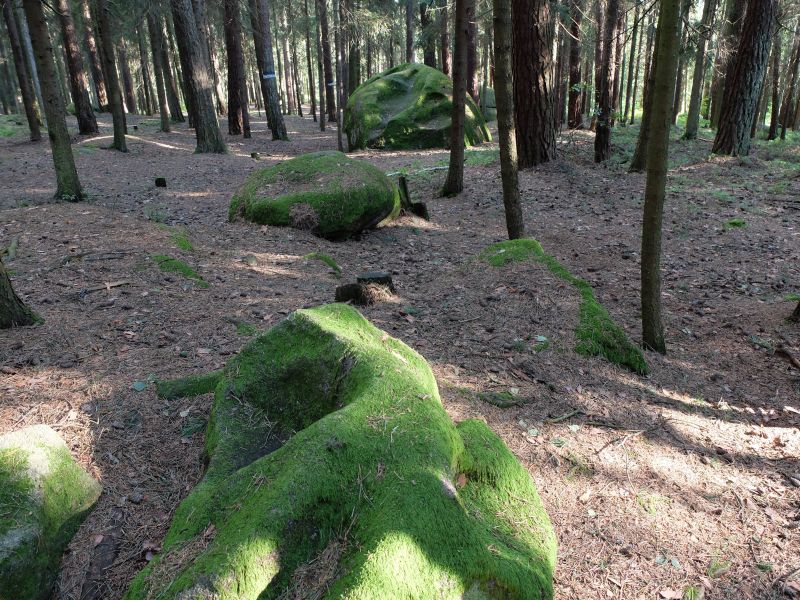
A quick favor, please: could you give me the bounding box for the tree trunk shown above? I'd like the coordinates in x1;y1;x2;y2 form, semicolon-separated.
406;0;413;62
512;0;556;168
441;0;469;196
95;0;126;150
630;11;648;124
421;1;436;67
594;0;619;162
766;30;781;141
622;1;639;124
290;3;305;117
333;0;344;150
280;5;296;115
683;0;716;139
0;33;15;114
493;0;524;238
224;0;247;135
641;0;681;354
712;0;777;156
440;0;451;75
22;0;84;200
710;0;746;129
779;23;800;140
118;42;137;113
253;0;287;139
303;0;317;122
138;26;155;115
16;4;43;117
629;11;662;172
146;11;170;132
466;0;478;101
315;0;336;122
171;0;228;152
610;7;624;123
315;4;326;130
567;0;583;128
55;0;97;134
155;15;184;123
2;0;40;140
80;0;107;110
0;257;38;328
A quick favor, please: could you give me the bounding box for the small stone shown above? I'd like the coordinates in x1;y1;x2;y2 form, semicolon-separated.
250;152;260;160
155;177;167;188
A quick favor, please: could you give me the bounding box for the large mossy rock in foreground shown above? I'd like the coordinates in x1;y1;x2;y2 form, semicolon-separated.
126;304;556;599
229;151;400;240
344;63;491;150
0;425;101;600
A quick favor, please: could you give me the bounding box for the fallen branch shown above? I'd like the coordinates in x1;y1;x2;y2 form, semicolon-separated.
79;280;131;295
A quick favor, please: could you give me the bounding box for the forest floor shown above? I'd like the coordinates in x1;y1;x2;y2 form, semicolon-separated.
0;111;798;600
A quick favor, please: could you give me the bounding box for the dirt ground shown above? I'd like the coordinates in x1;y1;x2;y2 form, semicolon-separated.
0;111;798;600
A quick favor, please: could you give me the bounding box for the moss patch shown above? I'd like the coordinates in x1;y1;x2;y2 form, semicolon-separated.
304;252;342;277
171;228;194;251
344;63;491;151
480;239;649;375
125;304;556;599
0;426;101;600
230;151;401;240
151;254;209;288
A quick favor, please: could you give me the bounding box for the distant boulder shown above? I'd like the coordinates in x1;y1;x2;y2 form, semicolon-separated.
229;151;400;240
0;425;101;600
344;63;491;151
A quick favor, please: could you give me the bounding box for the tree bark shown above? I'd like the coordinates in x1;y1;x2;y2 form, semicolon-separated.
118;41;137;114
55;0;97;133
512;0;556;168
315;0;336;122
440;0;451;75
254;0;287;139
629;10;662;172
683;0;716;139
710;0;746;129
315;3;326;130
22;0;84;200
493;0;524;238
421;1;436;67
466;0;478;101
2;0;40;140
766;30;781;141
280;4;296;115
406;0;413;62
16;4;43;116
146;10;170;132
712;0;777;156
595;0;620;162
622;1;639;124
303;0;317;122
778;23;800;140
155;14;184;123
80;0;107;110
641;0;682;354
95;0;126;150
441;0;470;196
567;0;583;128
333;0;344;150
630;9;647;124
0;33;15;114
171;0;228;152
0;257;38;328
224;0;247;135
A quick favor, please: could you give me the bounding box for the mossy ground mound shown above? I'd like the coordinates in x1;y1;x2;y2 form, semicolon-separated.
344;63;491;151
230;151;400;240
480;239;649;375
0;425;101;600
127;304;556;599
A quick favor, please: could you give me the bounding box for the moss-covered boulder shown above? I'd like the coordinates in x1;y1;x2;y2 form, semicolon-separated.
480;86;497;122
229;151;401;240
344;63;491;150
126;304;556;599
0;425;101;600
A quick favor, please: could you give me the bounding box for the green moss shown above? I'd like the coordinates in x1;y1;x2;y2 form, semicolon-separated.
125;305;556;600
480;239;648;375
0;426;101;600
0;115;25;137
151;254;209;288
304;252;342;277
171;228;194;251
345;63;491;151
156;370;224;401
230;152;401;241
724;218;746;230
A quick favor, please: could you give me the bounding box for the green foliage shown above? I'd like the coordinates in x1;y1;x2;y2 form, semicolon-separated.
151;254;209;288
171;228;194;252
304;252;342;277
236;322;258;336
155;371;223;401
230;151;401;240
480;239;648;375
0;115;25;137
344;63;491;151
724;218;746;230
125;305;556;600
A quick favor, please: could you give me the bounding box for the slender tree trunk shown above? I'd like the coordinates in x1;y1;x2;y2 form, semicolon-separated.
22;0;84;200
420;1;436;67
440;0;451;75
255;0;288;139
0;257;38;328
712;0;777;156
641;0;681;354
779;23;800;140
567;0;583;128
224;0;246;135
595;0;619;162
630;10;647;124
16;4;43;117
766;32;781;141
629;11;662;172
170;5;198;127
279;5;296;115
171;0;228;152
710;0;746;129
442;0;469;196
117;42;136;113
0;33;15;114
137;26;155;115
2;0;40;140
248;0;269;112
315;0;336;122
146;11;170;132
466;0;478;101
155;16;183;122
95;0;126;150
683;0;716;139
333;0;344;150
611;7;624;123
493;0;524;238
303;0;317;122
406;0;414;62
315;5;326;130
80;0;107;110
622;2;639;124
512;0;556;168
55;0;97;133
